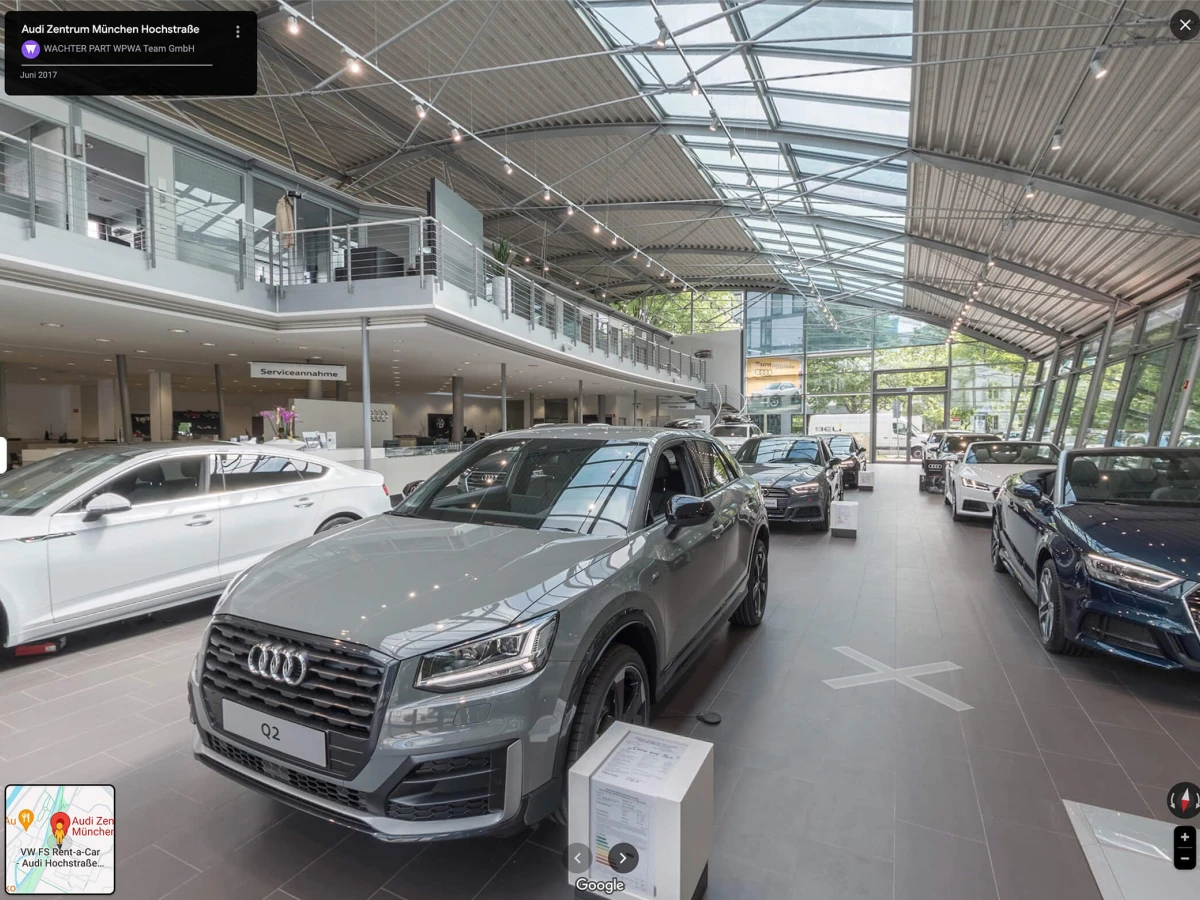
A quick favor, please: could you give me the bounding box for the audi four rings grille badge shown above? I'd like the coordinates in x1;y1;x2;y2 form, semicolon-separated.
247;641;309;686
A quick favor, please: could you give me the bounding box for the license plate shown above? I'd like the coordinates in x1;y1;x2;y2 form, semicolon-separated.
763;498;779;509
222;699;327;767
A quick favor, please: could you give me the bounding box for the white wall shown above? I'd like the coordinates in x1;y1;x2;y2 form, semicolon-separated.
5;384;82;439
291;398;392;448
672;329;743;395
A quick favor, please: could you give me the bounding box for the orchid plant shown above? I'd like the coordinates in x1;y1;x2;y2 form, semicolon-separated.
260;406;299;440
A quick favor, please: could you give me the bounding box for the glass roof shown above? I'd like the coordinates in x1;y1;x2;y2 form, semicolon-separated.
578;0;912;309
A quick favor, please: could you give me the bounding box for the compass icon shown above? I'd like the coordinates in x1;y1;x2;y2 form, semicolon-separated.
1168;782;1200;819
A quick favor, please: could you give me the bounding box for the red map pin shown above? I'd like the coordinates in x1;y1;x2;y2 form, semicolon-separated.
50;812;71;848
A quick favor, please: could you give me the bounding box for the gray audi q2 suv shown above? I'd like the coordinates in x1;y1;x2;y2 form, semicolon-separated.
189;427;769;840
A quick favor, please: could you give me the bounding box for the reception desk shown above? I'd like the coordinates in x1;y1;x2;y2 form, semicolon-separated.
306;446;461;493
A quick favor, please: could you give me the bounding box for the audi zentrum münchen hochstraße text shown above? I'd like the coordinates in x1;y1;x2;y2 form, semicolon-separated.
189;428;769;839
991;447;1200;669
0;444;390;648
734;435;844;530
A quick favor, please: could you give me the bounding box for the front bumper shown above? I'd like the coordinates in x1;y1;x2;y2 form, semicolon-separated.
1068;582;1200;673
954;482;995;518
762;490;824;521
188;653;563;841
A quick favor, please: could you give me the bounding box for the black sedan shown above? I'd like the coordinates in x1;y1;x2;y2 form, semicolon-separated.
824;433;867;488
734;435;844;531
991;447;1200;670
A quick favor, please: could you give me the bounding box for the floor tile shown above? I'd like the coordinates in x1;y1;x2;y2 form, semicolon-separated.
1095;723;1196;789
715;766;815;877
961;699;1039;756
115;845;199;900
894;820;998;900
473;842;573;900
896;747;984;841
1020;700;1117;763
1065;679;1165;732
967;743;1075;835
1041;752;1154;818
985;817;1102;900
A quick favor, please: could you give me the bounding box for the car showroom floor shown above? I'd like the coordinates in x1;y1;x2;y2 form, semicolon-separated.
2;464;1197;900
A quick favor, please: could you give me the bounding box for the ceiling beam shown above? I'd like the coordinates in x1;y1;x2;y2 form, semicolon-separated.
389;120;1200;234
900;281;1061;337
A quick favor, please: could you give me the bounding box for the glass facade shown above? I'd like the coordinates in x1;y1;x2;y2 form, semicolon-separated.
743;292;1025;460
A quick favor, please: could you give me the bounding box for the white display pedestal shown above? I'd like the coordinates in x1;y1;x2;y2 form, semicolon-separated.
831;500;858;538
0;436;6;474
568;723;713;900
857;469;874;491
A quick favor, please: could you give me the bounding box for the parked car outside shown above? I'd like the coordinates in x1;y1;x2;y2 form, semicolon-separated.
991;447;1200;669
0;443;390;648
710;422;763;452
825;434;867;488
189;427;769;840
919;432;1001;492
944;441;1060;521
734;435;844;531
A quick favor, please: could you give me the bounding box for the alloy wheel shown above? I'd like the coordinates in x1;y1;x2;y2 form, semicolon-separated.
1037;568;1055;641
595;665;647;739
749;544;768;617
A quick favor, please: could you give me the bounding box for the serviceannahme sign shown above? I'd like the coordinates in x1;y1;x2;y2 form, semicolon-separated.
250;362;347;381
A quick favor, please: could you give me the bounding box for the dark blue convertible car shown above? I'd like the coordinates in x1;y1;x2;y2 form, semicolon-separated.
991;447;1200;670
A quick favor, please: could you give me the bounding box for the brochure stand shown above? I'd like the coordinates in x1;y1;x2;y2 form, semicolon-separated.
568;723;713;900
857;469;874;491
831;500;858;538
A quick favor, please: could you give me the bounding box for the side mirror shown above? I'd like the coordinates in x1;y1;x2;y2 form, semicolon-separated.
955;452;965;462
1011;482;1041;502
827;457;843;468
84;492;132;521
665;495;715;539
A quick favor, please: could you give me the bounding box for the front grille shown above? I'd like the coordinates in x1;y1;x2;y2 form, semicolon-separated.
1080;612;1166;658
201;617;392;778
1186;590;1200;636
465;469;507;491
385;747;506;822
963;500;990;512
204;732;369;811
762;487;790;501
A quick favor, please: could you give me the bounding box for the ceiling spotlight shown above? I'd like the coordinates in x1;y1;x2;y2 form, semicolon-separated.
414;101;426;119
611;234;618;246
660;267;666;277
344;52;362;75
654;15;670;48
1024;182;1036;199
94;338;111;342
524;255;531;263
976;280;983;287
201;341;216;347
451;126;462;143
593;222;601;234
1050;126;1063;152
575;280;580;286
746;173;753;187
1089;48;1108;79
689;76;700;97
646;259;652;268
287;15;300;35
987;257;996;267
543;187;551;202
633;250;639;260
729;141;736;158
168;328;187;333
503;159;513;175
709;110;718;132
40;322;62;328
543;265;550;273
602;291;607;298
566;205;574;216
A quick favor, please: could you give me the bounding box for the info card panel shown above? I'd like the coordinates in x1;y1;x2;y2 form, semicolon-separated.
5;11;257;96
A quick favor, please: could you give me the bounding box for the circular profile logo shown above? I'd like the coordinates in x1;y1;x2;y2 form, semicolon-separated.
21;40;40;60
1168;782;1200;819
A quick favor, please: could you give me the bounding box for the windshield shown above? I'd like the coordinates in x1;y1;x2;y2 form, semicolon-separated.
394;437;646;535
966;443;1060;465
0;449;136;516
827;436;854;454
737;438;822;465
941;434;1000;454
1064;450;1200;505
711;425;748;437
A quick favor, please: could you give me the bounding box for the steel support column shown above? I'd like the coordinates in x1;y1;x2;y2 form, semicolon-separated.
214;364;227;441
500;363;508;432
360;318;372;470
1033;343;1061;441
116;353;132;443
452;376;464;443
1075;305;1119;448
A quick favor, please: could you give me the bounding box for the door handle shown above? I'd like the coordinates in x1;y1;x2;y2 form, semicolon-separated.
294;498;315;508
712;523;728;539
186;516;214;527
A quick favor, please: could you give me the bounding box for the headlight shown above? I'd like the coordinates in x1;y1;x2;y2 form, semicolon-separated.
962;478;993;491
839;459;857;468
1083;554;1183;591
790;482;820;495
414;612;558;692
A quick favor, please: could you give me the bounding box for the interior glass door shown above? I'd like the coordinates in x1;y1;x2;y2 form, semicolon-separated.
873;391;947;461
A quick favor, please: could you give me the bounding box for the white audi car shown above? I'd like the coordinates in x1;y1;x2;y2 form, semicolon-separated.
0;443;391;649
944;440;1061;521
710;422;763;452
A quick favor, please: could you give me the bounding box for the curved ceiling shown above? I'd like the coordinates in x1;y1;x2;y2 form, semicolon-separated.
4;0;1196;356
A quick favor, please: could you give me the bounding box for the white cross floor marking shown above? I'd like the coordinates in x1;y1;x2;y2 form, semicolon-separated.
822;645;974;712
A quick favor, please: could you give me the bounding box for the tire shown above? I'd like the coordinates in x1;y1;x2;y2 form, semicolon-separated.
554;644;650;823
1036;560;1086;656
813;499;831;532
990;516;1007;573
316;515;357;533
730;538;768;626
950;485;965;521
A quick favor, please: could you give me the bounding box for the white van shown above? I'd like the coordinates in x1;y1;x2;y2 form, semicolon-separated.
807;412;927;459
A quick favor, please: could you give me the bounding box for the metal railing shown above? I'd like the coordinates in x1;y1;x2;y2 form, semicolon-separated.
0;130;707;384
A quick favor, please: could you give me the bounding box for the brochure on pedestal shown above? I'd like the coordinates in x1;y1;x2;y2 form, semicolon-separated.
831;500;858;538
569;723;713;900
857;469;874;490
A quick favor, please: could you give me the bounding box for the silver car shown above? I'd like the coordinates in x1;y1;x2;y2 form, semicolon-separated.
189;427;769;840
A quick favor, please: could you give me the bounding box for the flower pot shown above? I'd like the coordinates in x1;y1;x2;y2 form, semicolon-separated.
491;275;509;311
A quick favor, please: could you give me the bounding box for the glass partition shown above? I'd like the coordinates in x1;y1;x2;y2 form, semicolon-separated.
1115;348;1168;445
